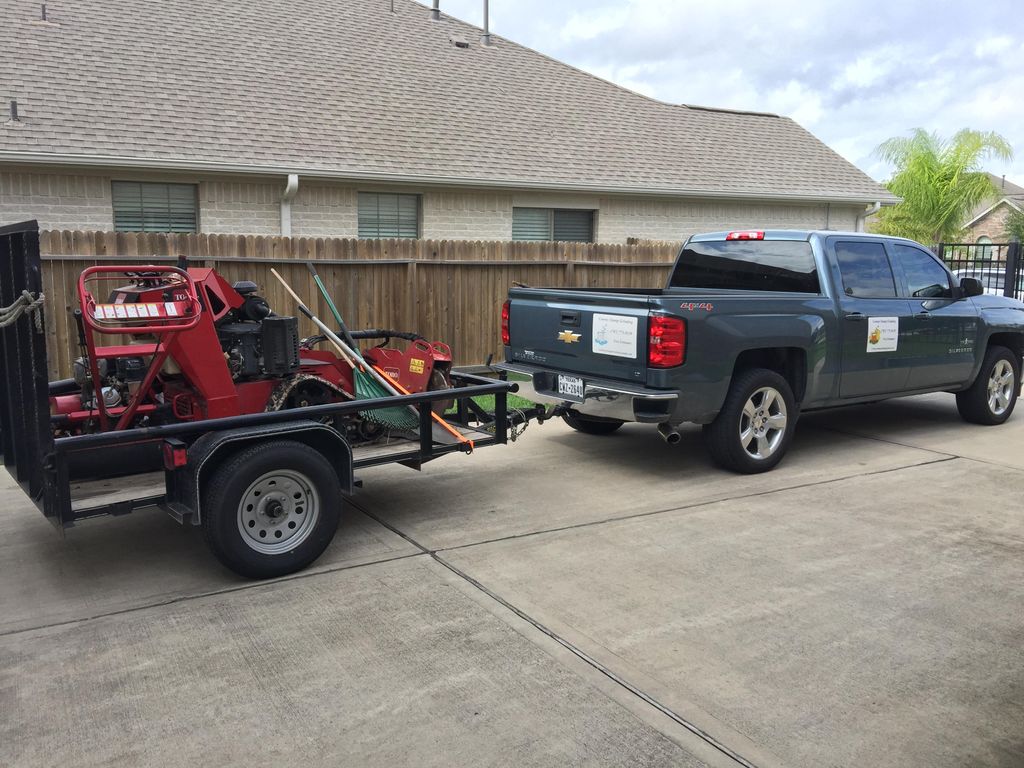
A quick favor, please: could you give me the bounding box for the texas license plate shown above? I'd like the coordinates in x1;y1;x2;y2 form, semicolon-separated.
557;374;584;400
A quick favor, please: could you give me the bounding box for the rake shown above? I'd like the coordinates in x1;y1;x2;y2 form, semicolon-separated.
271;269;469;446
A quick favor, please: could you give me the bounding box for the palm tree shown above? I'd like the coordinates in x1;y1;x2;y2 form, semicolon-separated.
872;129;1013;245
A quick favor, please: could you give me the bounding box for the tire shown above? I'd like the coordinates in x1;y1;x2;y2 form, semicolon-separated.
703;368;797;474
562;410;625;435
202;440;342;579
956;345;1020;425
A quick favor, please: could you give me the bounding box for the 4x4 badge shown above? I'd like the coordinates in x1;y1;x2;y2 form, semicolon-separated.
557;330;582;344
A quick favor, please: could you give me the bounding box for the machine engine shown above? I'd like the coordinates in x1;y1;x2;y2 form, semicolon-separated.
216;282;300;380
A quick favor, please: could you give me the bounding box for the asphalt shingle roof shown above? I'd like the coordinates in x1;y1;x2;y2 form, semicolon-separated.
969;174;1024;222
1;0;893;202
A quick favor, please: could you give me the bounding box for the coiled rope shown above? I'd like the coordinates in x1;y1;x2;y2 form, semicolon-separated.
0;290;46;331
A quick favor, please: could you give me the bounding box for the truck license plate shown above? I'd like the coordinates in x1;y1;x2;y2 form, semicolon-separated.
557;374;584;400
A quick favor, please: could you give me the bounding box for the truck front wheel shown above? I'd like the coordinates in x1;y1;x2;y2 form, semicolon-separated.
703;369;797;474
562;410;624;435
202;440;342;579
956;345;1020;425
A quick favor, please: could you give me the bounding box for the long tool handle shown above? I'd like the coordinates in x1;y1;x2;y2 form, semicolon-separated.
270;268;356;369
271;268;460;446
306;262;359;351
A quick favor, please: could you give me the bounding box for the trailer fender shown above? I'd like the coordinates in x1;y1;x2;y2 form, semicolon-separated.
168;420;353;525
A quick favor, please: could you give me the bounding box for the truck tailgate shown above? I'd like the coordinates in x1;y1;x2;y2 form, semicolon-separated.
506;289;654;383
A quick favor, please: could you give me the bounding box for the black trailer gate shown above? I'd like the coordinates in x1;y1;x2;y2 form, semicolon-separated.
0;220;61;527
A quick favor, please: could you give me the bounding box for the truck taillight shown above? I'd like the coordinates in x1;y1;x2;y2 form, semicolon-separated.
501;300;511;346
726;230;765;240
648;315;686;368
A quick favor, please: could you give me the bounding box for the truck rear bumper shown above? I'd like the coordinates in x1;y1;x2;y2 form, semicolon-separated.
497;363;678;423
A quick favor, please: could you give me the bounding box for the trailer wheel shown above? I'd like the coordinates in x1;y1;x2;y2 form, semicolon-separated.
956;345;1020;425
202;440;342;579
703;368;796;474
562;410;624;435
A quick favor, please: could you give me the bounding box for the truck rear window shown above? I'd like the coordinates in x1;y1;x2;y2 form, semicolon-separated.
668;240;820;293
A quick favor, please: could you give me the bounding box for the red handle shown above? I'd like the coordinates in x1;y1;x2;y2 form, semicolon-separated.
78;265;203;334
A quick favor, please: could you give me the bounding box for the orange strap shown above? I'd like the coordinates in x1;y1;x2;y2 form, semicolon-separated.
370;365;474;450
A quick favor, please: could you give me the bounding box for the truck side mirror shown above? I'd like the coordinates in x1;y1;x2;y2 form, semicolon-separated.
959;277;985;297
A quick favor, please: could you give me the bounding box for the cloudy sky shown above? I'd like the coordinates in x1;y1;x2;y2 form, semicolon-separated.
435;0;1024;187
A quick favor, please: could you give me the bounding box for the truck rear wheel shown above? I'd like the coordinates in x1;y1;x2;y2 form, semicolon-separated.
562;410;624;435
956;345;1019;425
202;440;342;579
703;368;796;474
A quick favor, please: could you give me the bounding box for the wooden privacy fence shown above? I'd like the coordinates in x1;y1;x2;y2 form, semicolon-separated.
38;231;682;379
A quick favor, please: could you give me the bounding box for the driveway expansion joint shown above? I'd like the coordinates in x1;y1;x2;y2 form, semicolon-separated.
0;550;425;638
351;498;760;768
422;454;960;556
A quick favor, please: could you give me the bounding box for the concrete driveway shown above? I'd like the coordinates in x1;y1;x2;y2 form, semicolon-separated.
2;393;1023;767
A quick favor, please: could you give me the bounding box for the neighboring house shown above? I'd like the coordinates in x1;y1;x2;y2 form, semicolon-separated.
964;173;1024;245
0;0;894;244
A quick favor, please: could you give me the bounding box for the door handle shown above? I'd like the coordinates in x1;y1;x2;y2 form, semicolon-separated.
915;311;931;320
844;312;866;321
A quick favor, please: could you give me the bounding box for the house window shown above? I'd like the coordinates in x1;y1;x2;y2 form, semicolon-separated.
976;235;993;260
358;192;420;239
512;208;595;242
112;182;198;233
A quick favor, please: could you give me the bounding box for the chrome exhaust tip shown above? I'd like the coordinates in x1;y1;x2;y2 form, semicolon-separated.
658;422;682;445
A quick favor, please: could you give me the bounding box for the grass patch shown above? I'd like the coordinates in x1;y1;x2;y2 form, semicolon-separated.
447;372;538;415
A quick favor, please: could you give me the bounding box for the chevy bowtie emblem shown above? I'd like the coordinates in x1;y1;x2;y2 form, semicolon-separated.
557;330;582;344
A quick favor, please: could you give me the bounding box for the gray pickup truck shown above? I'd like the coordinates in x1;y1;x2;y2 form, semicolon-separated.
498;230;1024;473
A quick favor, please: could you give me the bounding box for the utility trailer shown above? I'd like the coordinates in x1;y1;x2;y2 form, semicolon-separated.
0;221;542;578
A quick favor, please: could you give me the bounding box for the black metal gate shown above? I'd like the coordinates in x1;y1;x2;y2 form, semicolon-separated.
939;241;1023;300
0;220;60;526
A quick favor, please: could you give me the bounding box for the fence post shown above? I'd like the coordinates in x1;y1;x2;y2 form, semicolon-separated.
1004;241;1021;299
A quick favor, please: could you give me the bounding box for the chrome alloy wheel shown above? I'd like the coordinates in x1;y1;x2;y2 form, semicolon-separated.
987;359;1016;417
739;386;788;460
237;470;320;555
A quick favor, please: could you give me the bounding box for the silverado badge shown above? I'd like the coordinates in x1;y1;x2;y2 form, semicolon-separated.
557;329;582;344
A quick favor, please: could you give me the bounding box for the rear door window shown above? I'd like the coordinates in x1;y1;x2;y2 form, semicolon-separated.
668;240;819;293
892;244;953;298
834;241;897;298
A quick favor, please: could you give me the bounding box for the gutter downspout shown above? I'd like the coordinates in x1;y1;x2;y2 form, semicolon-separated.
281;174;299;237
856;201;881;233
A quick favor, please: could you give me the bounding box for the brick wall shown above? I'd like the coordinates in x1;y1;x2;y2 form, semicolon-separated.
421;190;514;240
598;198;861;243
967;202;1016;242
199;180;281;234
0;170;113;230
291;184;358;238
0;168;868;242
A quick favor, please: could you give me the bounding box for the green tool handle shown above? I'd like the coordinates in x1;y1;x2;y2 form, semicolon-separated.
306;263;359;351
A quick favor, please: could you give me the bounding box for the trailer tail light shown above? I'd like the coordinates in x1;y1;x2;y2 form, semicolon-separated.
162;439;189;470
501;300;511;346
648;315;686;368
726;230;765;240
